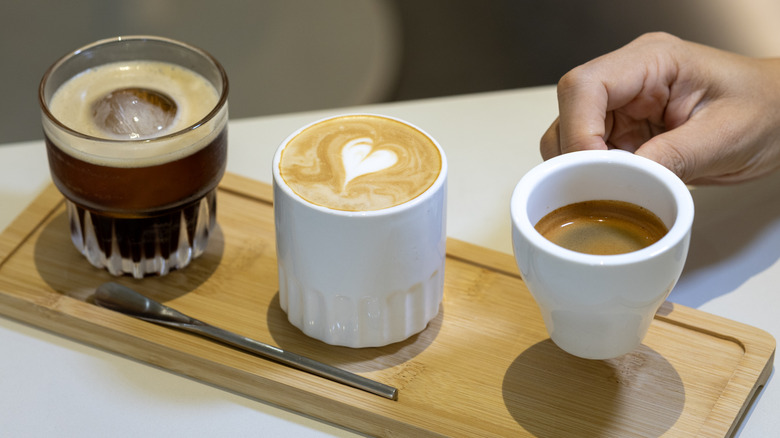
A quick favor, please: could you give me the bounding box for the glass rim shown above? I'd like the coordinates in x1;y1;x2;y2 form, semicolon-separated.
38;35;229;144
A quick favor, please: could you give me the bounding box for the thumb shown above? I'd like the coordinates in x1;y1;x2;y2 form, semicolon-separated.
634;112;738;184
633;131;695;183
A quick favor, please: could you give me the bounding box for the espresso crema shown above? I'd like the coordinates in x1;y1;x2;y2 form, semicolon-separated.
535;200;668;255
46;60;220;167
279;115;442;211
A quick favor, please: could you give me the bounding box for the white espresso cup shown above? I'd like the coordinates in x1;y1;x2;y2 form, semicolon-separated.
272;114;447;348
510;150;694;359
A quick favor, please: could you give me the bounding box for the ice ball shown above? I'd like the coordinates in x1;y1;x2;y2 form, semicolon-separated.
92;88;177;139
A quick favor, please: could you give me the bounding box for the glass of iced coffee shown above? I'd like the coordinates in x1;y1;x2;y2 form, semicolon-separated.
39;36;228;279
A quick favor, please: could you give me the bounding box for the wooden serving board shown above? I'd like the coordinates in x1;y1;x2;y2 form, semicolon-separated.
0;173;774;437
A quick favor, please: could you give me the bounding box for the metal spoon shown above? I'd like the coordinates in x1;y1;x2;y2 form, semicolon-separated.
93;282;398;400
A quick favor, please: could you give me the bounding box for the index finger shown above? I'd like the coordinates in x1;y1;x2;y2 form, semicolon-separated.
554;33;681;155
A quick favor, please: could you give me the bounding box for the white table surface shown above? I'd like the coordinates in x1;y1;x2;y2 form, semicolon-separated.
0;86;776;437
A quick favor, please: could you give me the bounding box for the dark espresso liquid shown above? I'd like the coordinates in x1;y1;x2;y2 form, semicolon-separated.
535;200;668;255
45;129;226;262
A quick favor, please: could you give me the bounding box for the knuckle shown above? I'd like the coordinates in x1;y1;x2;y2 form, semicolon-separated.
662;146;694;182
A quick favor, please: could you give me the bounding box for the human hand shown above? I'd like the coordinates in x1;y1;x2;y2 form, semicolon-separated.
540;32;780;184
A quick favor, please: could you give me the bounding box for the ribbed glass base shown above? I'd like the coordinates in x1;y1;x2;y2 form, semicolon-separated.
67;190;217;279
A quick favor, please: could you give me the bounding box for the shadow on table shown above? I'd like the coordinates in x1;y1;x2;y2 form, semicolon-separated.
265;292;443;372
502;339;685;438
34;209;224;303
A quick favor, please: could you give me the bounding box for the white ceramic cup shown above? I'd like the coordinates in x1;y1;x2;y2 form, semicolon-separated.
272;114;447;348
510;150;694;359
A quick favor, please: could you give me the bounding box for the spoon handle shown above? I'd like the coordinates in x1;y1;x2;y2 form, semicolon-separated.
185;322;399;400
93;282;398;400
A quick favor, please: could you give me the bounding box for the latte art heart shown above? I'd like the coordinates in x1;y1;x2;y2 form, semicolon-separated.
279;115;441;211
341;138;398;189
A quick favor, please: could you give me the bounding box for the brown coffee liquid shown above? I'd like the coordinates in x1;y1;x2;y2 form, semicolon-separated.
45;128;226;261
45;129;226;213
534;200;668;255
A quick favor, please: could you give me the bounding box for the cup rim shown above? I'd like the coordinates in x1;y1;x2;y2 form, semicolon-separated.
510;150;694;265
272;113;448;217
38;35;229;145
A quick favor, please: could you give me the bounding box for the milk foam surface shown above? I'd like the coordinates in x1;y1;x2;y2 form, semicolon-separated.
46;60;221;167
340;137;398;188
279;115;441;211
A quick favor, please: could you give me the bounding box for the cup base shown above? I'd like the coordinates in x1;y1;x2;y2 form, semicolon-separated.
545;308;650;360
66;190;217;279
279;265;445;348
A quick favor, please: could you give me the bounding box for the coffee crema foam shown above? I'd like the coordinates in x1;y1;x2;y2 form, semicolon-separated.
535;200;668;255
46;60;221;167
279;115;441;211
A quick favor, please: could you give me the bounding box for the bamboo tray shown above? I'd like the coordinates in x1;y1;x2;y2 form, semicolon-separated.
0;173;774;437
